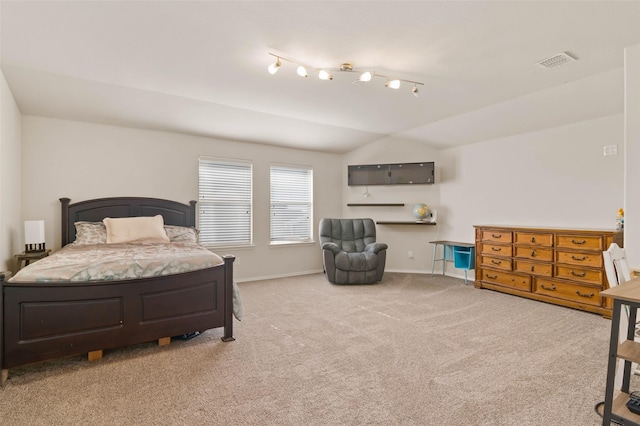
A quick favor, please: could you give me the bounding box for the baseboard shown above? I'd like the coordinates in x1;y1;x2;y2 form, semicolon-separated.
236;269;324;283
237;268;476;283
386;268;475;282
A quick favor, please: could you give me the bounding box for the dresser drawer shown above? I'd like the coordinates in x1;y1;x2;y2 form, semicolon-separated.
534;278;601;307
555;265;604;286
514;232;553;247
481;230;513;244
556;234;604;251
514;260;553;277
555;250;603;268
481;256;512;271
514;246;553;262
481;270;530;291
481;243;512;257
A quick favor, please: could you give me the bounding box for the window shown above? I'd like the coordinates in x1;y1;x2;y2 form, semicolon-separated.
270;164;313;244
198;157;252;247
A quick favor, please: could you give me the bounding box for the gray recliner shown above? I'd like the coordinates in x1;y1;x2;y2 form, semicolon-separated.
319;218;388;284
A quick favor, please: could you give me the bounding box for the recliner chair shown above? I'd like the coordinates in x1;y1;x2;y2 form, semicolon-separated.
319;218;388;284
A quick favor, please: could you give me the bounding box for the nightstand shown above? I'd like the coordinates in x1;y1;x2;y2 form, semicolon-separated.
14;249;51;271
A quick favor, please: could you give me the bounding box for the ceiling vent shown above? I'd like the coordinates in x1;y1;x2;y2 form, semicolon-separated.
536;52;576;69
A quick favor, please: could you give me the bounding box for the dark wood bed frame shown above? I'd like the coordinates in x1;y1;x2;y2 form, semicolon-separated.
0;196;235;384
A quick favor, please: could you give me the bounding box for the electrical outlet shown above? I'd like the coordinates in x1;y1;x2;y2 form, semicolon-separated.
604;144;618;156
408;250;413;258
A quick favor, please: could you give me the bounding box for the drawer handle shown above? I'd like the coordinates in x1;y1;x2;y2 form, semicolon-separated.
486;274;498;279
571;239;586;245
530;237;536;243
570;270;586;277
491;260;502;265
576;290;595;298
531;250;536;257
491;247;502;252
541;284;556;291
570;255;587;261
491;234;502;238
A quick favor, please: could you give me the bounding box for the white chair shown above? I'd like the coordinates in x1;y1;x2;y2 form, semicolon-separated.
603;243;637;385
603;243;631;288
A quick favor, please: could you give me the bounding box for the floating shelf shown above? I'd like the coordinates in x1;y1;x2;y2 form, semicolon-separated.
347;203;405;207
376;221;437;225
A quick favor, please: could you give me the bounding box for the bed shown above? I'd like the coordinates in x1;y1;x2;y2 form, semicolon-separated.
0;196;237;384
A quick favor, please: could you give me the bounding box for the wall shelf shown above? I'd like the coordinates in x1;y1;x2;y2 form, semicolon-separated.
376;221;437;225
347;203;405;207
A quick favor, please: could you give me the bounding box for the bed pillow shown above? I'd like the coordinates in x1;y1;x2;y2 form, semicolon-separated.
164;225;199;243
103;215;170;244
74;221;108;245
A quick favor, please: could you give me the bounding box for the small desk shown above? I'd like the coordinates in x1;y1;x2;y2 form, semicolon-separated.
601;280;640;425
14;249;51;271
429;240;475;284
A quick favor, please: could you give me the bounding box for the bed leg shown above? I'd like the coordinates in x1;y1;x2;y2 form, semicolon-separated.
158;337;171;346
1;369;8;385
88;350;103;361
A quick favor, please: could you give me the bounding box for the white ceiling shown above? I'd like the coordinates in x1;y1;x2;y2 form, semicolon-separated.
1;1;639;154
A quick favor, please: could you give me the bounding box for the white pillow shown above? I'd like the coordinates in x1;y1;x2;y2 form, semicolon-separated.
103;215;170;244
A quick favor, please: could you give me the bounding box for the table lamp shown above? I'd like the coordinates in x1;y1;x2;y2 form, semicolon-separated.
24;220;46;253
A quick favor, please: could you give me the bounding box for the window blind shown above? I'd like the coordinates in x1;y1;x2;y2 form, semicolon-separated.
270;165;313;243
198;157;252;247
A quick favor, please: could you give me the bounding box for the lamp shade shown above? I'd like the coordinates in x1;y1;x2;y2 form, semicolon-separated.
24;220;46;252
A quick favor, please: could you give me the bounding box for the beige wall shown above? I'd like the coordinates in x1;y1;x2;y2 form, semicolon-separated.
21;116;343;281
15;54;633;281
624;43;640;269
343;115;624;279
0;70;22;272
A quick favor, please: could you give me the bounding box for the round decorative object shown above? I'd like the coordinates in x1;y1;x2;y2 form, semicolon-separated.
413;203;430;222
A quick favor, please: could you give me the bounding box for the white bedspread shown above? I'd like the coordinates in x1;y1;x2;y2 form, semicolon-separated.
9;243;243;320
10;242;224;282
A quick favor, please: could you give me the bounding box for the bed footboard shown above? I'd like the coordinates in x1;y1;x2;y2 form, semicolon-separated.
1;257;235;383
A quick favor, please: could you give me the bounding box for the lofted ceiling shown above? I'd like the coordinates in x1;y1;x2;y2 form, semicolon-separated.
1;1;639;154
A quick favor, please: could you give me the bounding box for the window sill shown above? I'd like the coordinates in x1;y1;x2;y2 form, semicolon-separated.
203;244;255;251
270;240;316;247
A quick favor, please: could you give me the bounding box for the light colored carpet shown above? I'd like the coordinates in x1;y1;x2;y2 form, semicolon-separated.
0;272;614;425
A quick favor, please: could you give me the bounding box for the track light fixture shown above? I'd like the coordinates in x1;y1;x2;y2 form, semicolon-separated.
318;70;333;81
267;52;423;96
267;57;281;75
296;65;308;78
385;79;401;89
358;71;373;82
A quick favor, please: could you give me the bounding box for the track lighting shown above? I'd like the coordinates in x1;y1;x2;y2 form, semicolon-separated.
318;70;333;81
267;52;423;96
358;71;373;82
267;57;281;75
296;65;308;78
385;79;400;89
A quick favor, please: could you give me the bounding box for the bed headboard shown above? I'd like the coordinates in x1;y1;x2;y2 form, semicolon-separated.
60;197;197;246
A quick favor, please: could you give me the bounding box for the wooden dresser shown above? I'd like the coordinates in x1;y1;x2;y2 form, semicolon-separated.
474;225;623;317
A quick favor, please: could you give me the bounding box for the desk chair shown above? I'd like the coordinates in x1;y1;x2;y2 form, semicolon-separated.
603;243;639;383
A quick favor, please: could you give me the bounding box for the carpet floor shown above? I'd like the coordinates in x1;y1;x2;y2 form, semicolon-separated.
0;272;616;425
